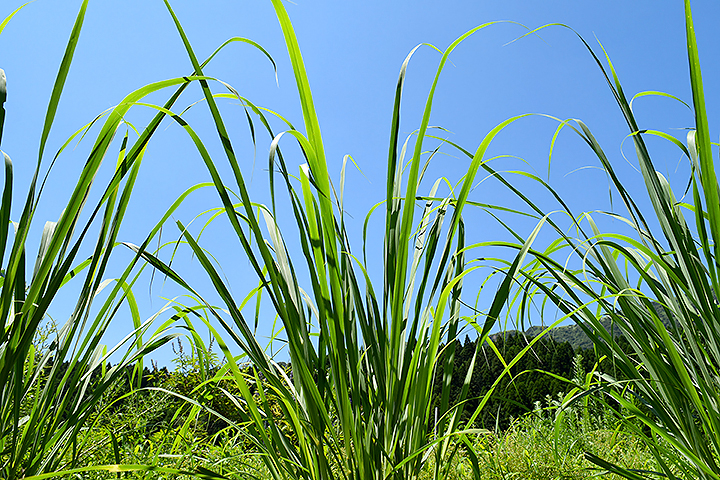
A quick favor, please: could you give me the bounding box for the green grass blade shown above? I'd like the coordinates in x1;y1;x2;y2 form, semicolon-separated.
37;0;88;166
0;68;6;147
684;0;720;260
0;3;29;36
0;152;12;270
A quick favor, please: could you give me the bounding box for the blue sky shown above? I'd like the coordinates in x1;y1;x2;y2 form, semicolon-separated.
1;1;718;367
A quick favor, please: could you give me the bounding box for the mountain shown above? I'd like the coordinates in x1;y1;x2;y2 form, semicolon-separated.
523;317;621;351
518;303;672;351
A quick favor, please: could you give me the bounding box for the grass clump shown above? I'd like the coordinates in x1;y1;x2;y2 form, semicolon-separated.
486;2;720;478
137;3;533;480
140;1;720;478
0;2;182;476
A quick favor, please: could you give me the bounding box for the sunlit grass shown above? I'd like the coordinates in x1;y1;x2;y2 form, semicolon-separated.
132;2;535;480
486;2;720;478
0;1;223;477
1;0;718;479
143;0;720;478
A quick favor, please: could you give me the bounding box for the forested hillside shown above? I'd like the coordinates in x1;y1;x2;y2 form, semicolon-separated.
428;331;637;430
82;330;632;437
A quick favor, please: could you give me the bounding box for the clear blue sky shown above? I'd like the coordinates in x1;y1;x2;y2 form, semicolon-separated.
1;1;718;367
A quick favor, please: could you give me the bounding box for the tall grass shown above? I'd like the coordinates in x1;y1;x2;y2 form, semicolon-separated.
6;0;715;478
480;1;720;478
0;1;246;476
130;2;551;480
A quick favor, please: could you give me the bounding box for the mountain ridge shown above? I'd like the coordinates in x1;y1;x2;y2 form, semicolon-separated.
492;303;672;351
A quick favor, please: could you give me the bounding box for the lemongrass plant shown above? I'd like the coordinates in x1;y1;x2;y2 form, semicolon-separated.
124;0;565;479
0;1;257;476
477;1;720;478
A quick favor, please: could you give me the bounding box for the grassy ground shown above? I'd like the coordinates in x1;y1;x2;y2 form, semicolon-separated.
465;419;656;479
65;425;656;480
61;384;657;480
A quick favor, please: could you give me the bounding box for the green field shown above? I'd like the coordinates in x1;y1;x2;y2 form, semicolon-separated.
1;1;718;479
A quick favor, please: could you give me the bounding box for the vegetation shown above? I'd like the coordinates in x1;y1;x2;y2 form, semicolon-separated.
47;339;655;479
492;2;720;478
0;0;717;479
144;2;508;478
0;2;183;477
